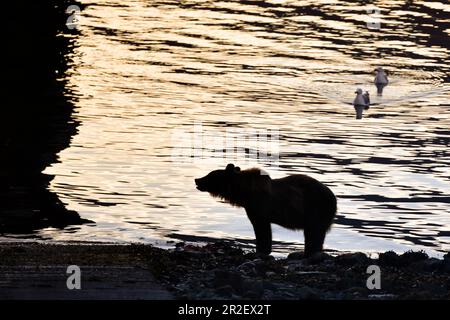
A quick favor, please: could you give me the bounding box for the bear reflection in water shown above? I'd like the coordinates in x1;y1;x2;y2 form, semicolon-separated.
195;164;337;257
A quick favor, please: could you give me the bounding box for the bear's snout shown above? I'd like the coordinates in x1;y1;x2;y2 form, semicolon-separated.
195;178;206;191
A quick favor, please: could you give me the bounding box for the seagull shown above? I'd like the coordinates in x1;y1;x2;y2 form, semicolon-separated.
374;67;389;95
353;88;369;119
363;91;370;109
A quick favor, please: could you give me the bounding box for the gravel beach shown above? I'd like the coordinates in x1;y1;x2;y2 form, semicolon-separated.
0;242;449;300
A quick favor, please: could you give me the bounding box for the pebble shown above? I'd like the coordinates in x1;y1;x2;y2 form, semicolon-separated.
287;252;305;260
296;286;319;300
215;285;233;298
378;251;400;266
336;252;369;266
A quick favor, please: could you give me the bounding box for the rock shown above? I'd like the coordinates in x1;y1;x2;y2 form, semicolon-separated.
378;251;400;266
261;255;275;262
265;271;276;277
408;261;424;272
243;290;262;299
344;286;368;297
399;251;428;266
175;242;186;251
295;271;327;276
409;258;442;272
237;260;258;276
213;270;243;293
296;286;319;300
263;280;277;291
287;259;304;265
205;241;244;256
237;259;271;276
242;279;264;296
424;258;442;272
286;262;304;273
335;275;360;289
287;252;305;260
336;252;369;266
306;252;333;264
280;291;297;299
215;285;233;298
254;259;273;276
417;282;447;295
244;252;274;261
441;259;450;273
262;289;276;299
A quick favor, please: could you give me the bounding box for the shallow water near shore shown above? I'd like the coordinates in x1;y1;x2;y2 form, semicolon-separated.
2;0;449;256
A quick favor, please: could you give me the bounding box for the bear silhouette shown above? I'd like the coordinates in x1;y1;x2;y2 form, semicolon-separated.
195;164;337;256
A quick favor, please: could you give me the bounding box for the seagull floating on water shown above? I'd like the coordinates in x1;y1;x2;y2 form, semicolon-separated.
353;88;370;119
363;90;370;107
374;66;389;95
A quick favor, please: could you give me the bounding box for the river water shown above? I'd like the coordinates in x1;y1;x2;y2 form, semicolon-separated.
7;0;450;255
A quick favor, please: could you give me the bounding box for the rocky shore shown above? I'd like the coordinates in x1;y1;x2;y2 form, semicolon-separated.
152;242;450;300
2;242;448;300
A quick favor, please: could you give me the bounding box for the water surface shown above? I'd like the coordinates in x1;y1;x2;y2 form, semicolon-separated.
5;0;450;255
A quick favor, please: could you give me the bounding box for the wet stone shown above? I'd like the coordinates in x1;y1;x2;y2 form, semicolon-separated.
287;252;305;260
335;252;369;266
213;270;243;293
399;251;429;266
296;286;319;300
215;285;234;298
379;251;400;266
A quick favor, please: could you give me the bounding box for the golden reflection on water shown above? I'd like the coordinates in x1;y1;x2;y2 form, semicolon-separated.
34;0;450;254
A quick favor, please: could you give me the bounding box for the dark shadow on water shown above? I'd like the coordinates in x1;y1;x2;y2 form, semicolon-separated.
0;1;92;233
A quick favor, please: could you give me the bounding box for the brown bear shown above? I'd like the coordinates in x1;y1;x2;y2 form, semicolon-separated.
195;164;337;257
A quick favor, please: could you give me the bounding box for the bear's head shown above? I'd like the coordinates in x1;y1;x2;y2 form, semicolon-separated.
195;163;240;196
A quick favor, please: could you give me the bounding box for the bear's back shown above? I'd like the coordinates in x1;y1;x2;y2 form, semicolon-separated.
272;174;336;210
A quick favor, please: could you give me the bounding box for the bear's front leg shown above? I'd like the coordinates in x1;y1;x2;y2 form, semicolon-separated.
250;219;272;255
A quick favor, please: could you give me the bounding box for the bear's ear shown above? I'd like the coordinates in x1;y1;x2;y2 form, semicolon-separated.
234;166;241;172
225;163;235;172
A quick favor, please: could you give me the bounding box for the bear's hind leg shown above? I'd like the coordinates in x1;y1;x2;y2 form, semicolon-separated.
304;227;327;257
